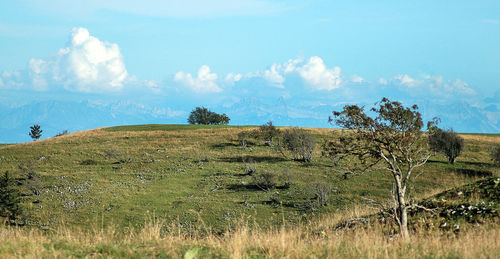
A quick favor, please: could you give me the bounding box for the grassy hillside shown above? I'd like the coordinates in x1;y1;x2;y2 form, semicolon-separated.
0;124;499;257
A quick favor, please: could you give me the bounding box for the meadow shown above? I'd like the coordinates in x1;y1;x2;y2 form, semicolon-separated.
0;124;498;258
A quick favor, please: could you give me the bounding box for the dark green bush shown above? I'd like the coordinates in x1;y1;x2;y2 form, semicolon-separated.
0;171;22;221
187;107;229;125
280;128;315;162
429;129;464;164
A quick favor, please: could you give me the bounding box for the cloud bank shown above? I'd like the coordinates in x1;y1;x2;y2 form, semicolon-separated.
1;27;128;93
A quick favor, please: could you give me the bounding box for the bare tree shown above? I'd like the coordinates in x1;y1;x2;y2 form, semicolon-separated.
323;98;433;239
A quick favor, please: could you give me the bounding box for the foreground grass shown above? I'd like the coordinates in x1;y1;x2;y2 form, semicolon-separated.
0;214;498;258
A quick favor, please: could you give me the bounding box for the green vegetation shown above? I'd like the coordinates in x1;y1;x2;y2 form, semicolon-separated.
280;128;316;162
0;171;21;222
0;123;498;257
429;127;464;164
29;124;42;141
187;107;230;125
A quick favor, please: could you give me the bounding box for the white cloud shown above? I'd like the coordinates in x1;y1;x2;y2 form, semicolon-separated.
297;56;342;90
25;27;128;92
0;71;24;89
225;73;243;84
174;65;222;93
387;74;476;98
263;64;285;87
392;74;416;86
260;56;342;90
350;74;364;84
378;78;388;85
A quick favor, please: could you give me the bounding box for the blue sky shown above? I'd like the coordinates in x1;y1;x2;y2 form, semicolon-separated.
0;1;499;141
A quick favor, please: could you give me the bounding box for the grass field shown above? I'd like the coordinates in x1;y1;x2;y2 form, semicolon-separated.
0;124;499;257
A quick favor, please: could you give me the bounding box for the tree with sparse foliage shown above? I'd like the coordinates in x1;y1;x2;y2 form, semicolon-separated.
259;121;280;145
280;128;315;162
322;98;433;239
428;127;464;164
29;124;42;141
187;107;230;125
0;172;22;222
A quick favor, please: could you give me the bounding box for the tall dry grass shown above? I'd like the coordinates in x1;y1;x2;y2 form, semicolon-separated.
0;212;498;258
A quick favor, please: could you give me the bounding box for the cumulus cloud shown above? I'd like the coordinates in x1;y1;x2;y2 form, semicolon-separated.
174;65;222;93
297;56;342;90
225;73;243;85
263;64;285;87
26;27;128;92
260;56;342;90
392;74;416;87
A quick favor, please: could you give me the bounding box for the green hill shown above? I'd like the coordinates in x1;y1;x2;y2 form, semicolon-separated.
0;124;499;257
0;124;497;231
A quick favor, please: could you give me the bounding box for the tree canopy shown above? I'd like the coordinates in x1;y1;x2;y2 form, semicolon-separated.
187;107;230;125
323;98;433;239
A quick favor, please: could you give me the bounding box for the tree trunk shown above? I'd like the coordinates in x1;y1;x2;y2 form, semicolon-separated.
398;203;409;240
395;176;410;240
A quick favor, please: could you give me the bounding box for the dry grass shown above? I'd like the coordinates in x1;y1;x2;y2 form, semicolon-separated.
0;212;498;258
461;134;500;144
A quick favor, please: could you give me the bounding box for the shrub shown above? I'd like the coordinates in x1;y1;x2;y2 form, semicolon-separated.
237;131;255;148
80;159;98;165
0;171;22;221
187;107;230;125
18;163;42;196
280;170;292;189
280;128;315;162
312;182;331;207
252;171;276;191
428;128;464;164
243;157;257;176
54;130;69;137
259;121;280;146
29;124;42;141
491;145;500;166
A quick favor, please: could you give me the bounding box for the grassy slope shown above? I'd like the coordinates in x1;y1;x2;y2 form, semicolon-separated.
0;124;499;257
0;124;497;232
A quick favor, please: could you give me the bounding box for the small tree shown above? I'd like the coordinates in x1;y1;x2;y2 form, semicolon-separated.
280;128;315;162
29;124;42;141
491;145;500;167
0;172;22;222
187;107;230;125
323;98;433;239
259;121;280;145
428;128;464;164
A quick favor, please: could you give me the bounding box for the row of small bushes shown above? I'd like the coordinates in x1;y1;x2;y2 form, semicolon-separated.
238;122;316;162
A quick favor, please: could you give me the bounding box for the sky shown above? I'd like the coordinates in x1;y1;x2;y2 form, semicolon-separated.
0;0;499;142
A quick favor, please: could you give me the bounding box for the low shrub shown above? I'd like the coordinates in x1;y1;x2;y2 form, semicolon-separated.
280;128;315;162
252;171;276;191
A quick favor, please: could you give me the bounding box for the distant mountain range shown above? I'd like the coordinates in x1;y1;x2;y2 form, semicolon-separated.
1;98;498;143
